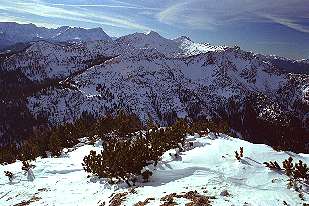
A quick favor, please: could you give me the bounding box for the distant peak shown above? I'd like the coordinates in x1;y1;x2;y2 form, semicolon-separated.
58;26;70;29
89;27;103;31
0;22;37;28
145;30;161;37
301;59;309;63
174;35;192;42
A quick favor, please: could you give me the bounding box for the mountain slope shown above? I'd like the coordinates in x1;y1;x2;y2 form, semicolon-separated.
0;32;224;82
256;54;309;74
1;40;115;81
174;36;225;56
27;46;305;125
1;134;308;206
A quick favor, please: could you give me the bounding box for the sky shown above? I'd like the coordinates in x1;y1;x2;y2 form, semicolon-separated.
0;0;308;59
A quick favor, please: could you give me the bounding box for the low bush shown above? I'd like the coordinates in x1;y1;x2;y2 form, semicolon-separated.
268;157;309;181
4;171;14;182
283;157;294;176
0;144;18;163
83;119;188;185
235;147;244;160
0;111;142;164
293;160;309;180
263;161;281;171
189;119;229;136
265;156;309;197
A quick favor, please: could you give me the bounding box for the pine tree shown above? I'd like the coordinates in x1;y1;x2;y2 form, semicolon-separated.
141;170;153;182
283;157;294;176
48;129;63;156
293;160;309;180
240;147;244;158
4;171;14;183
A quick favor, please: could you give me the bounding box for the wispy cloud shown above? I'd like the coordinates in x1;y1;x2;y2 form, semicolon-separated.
260;14;309;33
0;13;60;28
1;0;308;34
157;0;309;33
157;1;216;29
50;3;159;11
0;0;153;31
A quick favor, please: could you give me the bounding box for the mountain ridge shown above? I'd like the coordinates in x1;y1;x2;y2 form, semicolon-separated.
0;22;112;51
0;22;309;152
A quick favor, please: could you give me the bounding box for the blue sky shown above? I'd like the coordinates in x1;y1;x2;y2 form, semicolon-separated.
0;0;308;59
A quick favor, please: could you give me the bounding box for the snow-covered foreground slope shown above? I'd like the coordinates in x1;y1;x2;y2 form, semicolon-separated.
1;134;308;206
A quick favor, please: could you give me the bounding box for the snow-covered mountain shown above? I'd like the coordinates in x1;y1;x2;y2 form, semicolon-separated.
255;54;309;74
51;27;111;42
1;41;112;81
0;25;308;148
302;59;309;64
0;22;111;51
26;46;298;124
174;35;225;56
1;31;224;81
11;38;305;126
1;133;309;206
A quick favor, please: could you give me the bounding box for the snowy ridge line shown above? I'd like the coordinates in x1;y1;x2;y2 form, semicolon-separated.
0;22;112;51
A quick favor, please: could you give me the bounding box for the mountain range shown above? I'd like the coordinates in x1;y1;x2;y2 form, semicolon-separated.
0;22;309;151
0;22;111;51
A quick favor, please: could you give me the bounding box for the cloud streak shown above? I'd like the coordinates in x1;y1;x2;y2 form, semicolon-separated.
260;14;309;33
50;3;160;11
0;0;152;31
157;0;309;33
0;13;61;28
